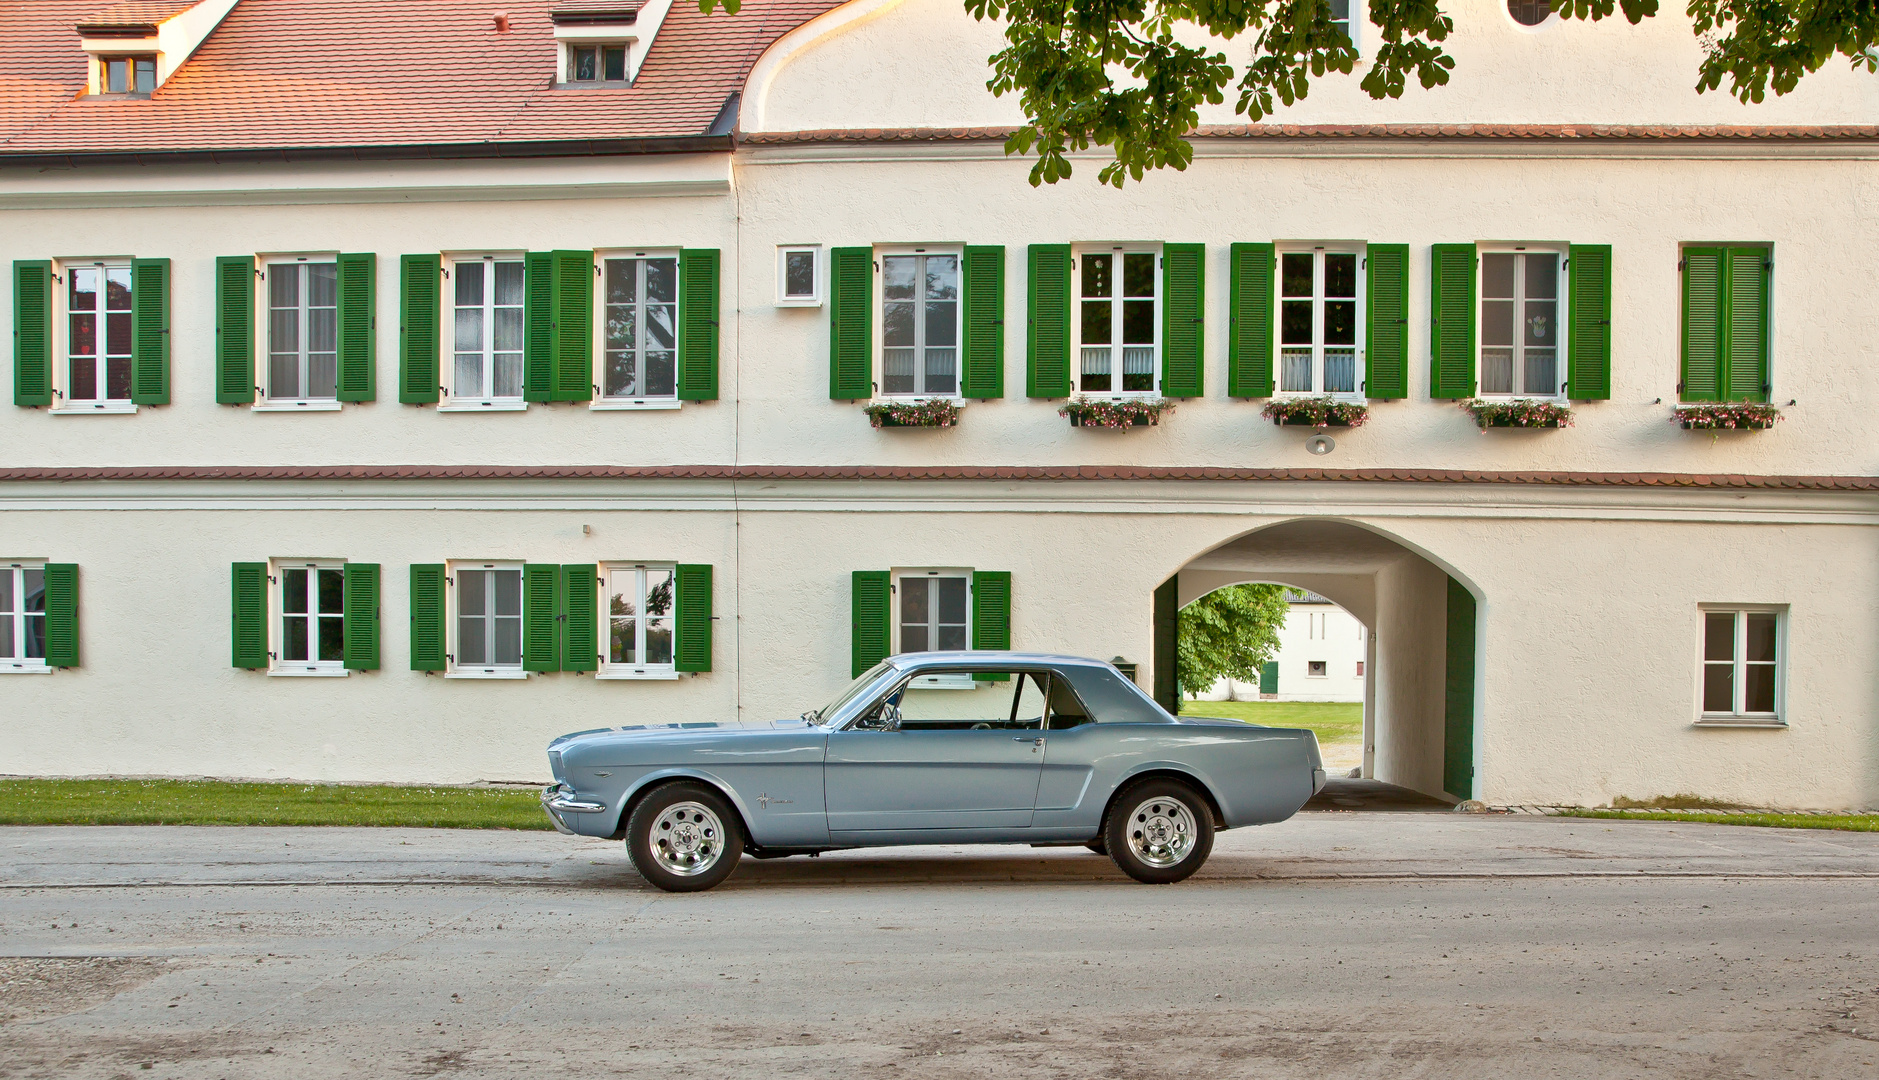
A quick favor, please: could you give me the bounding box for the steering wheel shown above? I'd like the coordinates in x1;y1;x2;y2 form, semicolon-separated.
970;722;992;730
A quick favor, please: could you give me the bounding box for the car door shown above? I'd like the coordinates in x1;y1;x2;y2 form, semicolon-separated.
825;671;1048;832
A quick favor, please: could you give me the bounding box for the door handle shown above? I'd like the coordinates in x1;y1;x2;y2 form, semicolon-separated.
1015;737;1045;752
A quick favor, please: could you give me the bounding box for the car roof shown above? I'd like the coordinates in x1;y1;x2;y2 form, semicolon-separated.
884;651;1117;671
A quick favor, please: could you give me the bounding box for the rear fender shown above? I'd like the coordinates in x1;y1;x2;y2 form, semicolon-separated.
1106;762;1228;829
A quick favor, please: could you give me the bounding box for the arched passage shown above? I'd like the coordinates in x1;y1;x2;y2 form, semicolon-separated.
1154;519;1481;803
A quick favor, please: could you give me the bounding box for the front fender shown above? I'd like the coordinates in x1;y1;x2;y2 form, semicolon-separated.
607;767;756;840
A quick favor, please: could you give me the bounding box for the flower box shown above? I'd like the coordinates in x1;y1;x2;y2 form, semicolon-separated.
1460;398;1574;431
1260;397;1369;429
1672;402;1782;431
1059;398;1173;429
864;399;960;429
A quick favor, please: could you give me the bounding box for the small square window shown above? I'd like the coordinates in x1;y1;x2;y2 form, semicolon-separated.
0;564;49;670
895;569;975;688
1307;661;1327;678
1697;607;1785;723
274;561;348;675
1355;660;1365;677
777;246;821;306
569;44;629;83
102;56;156;95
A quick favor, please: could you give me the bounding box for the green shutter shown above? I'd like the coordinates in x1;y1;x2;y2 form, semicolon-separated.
1725;247;1771;402
215;255;255;405
1160;243;1204;398
231;562;268;670
1227;242;1275;397
552;249;592;403
1429;243;1477;400
960;245;1005;398
1567;244;1612;400
851;570;891;677
335;252;376;403
970;570;1011;682
562;563;598;673
129;257;170;405
409;564;446;672
1681;247;1723;402
1364;243;1408;399
523;563;561;673
1026;244;1072;397
674;563;713;673
678;248;720;401
523;252;555;402
43;563;78;668
342;563;380;671
828;246;872;399
13;260;52;407
399;254;441;404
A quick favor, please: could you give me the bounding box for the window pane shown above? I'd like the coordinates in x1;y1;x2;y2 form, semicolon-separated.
270;264;299;311
106;354;132;400
646;302;675;353
603;46;627;81
70;268;97;313
925;348;956;395
133;58;155;94
883;256;916;301
309;307;337;356
1482;254;1515;300
0;614;10;661
105;268;131;311
454;308;483;353
1481;298;1514;348
1280;349;1313;392
1281;253;1313;298
284;615;309;662
455;352;483;397
1324;299;1356;346
459;617;486;665
22;570;43;613
1081;300;1112;345
645;570;673;617
1523;349;1556;397
1280;300;1311;346
457;570;486;616
455;262;484;307
1324;349;1357;394
1080;348;1111;392
611;616;637;664
107;59;127;94
318;615;345;662
1480;348;1514;395
784;251;815;297
283;569;308;614
105;312;132;357
70;312;97;359
937;576;967;625
270;310;300;367
1081;254;1111;299
925;255;958;301
1744;664;1776;713
646;259;676;304
493;570;522;617
1121;347;1154;392
494;617;522;665
608;569;638;664
647;350;676;398
308;351;337;400
494;261;525;306
0;570;11;613
925;300;957;348
494;352;523;398
309;262;337;308
1704;612;1735;662
70;354;97;401
901;578;929;651
1524;253;1557;299
606;259;635;304
573;46;597;80
1744;613;1778;662
1121;299;1153;346
317;569;345;614
1122;253;1155;298
1524;298;1556;348
1324;253;1356;299
493;306;522;353
605;351;637;397
646;619;673;665
1702;663;1734;713
883;300;914;349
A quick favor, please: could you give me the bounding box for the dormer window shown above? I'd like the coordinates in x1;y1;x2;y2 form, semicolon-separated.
569;43;628;82
102;56;156;95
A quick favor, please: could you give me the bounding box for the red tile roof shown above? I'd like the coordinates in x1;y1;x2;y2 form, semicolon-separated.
0;465;1874;490
76;1;201;31
0;0;842;160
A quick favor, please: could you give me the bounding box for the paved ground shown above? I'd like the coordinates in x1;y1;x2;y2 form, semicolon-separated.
3;816;1877;1078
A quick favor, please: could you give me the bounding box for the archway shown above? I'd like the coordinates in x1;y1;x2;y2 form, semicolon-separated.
1153;519;1480;803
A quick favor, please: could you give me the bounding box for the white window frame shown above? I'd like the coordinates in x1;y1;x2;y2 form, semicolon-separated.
51;258;137;415
270;558;350;677
1072;242;1163;401
1;561;50;673
564;41;632;84
593;248;682;411
1329;0;1360;53
96;55;157;96
1696;605;1787;726
446;560;528;679
1274;242;1365;401
777;245;822;306
893;567;976;690
1477;243;1568;401
874;245;965;401
255;255;343;412
439;253;529;412
1306;661;1327;678
597;562;679;680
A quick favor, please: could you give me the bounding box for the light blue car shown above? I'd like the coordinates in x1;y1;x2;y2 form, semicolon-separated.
542;652;1327;891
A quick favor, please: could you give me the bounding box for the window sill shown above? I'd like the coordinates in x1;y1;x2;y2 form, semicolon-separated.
445;668;530;679
252;400;343;413
589;399;681;412
437;400;528;413
1693;717;1786;729
872;395;965;406
776;297;823;308
51;402;137;415
596;669;680;680
0;664;52;674
268;667;351;677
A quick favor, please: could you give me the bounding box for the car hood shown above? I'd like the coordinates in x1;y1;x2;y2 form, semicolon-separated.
547;718;817;751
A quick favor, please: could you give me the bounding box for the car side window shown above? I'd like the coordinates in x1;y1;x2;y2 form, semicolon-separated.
1045;673;1092;729
855;670;1046;731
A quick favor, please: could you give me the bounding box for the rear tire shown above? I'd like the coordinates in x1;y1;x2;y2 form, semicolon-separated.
625;782;745;892
1104;779;1214;884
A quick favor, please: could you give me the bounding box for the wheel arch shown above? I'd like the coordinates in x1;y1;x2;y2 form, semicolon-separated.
1101;768;1226;833
610;770;756;843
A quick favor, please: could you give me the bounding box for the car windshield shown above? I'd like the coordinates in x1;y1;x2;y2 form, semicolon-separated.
804;662;895;726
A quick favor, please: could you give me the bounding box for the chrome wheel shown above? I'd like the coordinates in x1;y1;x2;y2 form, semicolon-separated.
1126;796;1197;869
648;801;725;877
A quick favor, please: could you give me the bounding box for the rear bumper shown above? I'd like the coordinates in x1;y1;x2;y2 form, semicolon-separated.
540;784;608;836
1311;768;1327;795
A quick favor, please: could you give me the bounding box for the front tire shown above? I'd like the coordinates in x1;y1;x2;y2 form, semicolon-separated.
625;782;745;892
1104;780;1214;884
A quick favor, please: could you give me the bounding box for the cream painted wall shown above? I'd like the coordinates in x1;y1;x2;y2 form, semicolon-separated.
746;0;1879;132
2;481;1873;809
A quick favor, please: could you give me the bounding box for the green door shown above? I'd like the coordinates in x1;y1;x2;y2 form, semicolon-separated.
1443;577;1477;801
1260;661;1279;696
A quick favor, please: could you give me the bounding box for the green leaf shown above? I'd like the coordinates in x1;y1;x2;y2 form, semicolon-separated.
1175;584;1291;697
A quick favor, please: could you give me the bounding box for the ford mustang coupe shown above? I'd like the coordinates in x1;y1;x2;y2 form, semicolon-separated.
541;652;1327;891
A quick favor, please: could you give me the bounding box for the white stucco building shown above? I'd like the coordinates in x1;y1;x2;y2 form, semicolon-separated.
1193;593;1367;704
3;0;1875;808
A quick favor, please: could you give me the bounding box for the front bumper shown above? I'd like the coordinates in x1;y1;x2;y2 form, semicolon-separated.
540;784;608;835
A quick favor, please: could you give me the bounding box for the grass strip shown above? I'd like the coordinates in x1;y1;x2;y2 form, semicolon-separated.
1175;700;1364;745
1562;809;1879;832
0;779;553;829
